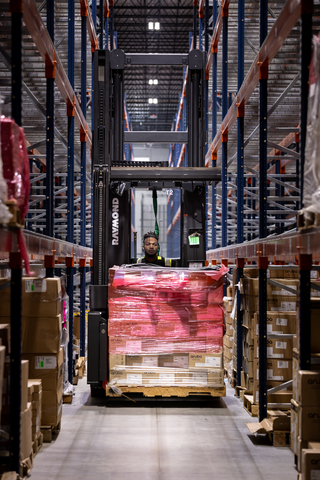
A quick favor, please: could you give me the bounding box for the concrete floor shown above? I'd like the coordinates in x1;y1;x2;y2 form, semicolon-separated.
30;379;297;480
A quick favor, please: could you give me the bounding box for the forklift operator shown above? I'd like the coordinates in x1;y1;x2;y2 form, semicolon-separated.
137;232;172;266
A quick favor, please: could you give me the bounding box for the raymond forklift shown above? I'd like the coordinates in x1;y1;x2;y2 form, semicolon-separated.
87;48;221;394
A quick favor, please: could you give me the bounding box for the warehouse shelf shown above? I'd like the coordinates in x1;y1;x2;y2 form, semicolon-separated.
0;227;92;262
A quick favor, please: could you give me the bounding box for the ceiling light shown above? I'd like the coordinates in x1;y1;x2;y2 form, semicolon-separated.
148;98;153;104
154;79;158;85
149;79;153;85
148;98;158;104
148;22;154;30
153;98;158;104
155;22;160;30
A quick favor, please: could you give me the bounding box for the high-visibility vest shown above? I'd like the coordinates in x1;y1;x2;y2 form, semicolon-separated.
136;256;172;266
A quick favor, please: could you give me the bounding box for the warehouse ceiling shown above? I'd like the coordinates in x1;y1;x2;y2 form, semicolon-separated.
0;0;319;180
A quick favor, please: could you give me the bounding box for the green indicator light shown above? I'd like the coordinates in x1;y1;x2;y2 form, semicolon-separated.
31;284;34;292
40;361;44;368
189;236;200;246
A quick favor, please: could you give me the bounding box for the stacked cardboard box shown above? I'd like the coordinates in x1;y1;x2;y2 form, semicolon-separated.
28;380;42;448
291;298;320;475
1;277;65;428
20;360;32;464
108;266;227;388
223;287;234;372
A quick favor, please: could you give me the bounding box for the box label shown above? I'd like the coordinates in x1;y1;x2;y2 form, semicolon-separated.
173;356;188;368
127;374;142;384
277;361;289;369
311;471;320;480
142;356;158;367
35;356;57;369
25;279;47;293
276;318;288;326
126;341;142;351
266;347;284;359
160;373;174;381
192;373;207;383
275;341;287;350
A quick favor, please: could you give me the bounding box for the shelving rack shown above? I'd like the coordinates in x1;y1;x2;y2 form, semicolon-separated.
0;0;98;473
198;0;319;421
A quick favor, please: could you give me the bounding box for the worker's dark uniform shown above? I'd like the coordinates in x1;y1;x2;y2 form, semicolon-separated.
137;256;172;266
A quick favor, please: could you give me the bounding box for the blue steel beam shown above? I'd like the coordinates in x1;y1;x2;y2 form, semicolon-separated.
221;8;228;247
211;0;218;250
81;7;87;247
46;0;54;237
237;0;244;245
258;0;268;423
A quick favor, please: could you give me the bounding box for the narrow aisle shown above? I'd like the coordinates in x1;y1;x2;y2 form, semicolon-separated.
30;379;296;480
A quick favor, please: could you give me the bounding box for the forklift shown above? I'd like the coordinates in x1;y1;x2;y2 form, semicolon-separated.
87;48;221;394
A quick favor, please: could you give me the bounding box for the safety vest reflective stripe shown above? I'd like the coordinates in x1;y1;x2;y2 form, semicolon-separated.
165;258;172;266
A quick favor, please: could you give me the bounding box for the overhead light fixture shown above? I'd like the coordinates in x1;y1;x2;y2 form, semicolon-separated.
153;98;158;104
148;21;160;30
148;98;153;104
149;79;159;85
148;98;158;104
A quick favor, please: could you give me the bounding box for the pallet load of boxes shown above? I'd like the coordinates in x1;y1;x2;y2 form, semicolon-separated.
223;266;320;473
107;265;228;395
0;275;69;474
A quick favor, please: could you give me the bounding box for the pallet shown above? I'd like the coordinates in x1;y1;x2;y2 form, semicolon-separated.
63;393;73;404
297;210;320;230
6;201;24;228
106;385;226;398
20;450;33;478
32;433;43;456
40;421;61;443
235;386;247;400
243;394;258;417
269;430;291;447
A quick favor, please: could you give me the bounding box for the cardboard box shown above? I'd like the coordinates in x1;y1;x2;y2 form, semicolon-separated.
309;442;320;449
301;449;320;478
0;324;10;352
0;345;5;416
224;345;233;362
21;402;32;461
297;371;320;407
293;349;320;401
254;336;293;359
241;278;299;297
42;385;63;426
253;379;291;404
253;311;296;336
22;314;62;354
254;358;292;382
22;348;63;391
299;406;320;441
311;299;320;352
189;352;222;369
109;369;159;386
297;436;308;472
109;354;125;370
291;399;299;454
268;268;299;279
158;353;189;368
21;359;29;412
242;294;297;313
225;322;233;337
224;334;233;349
126;354;159;367
0;277;62;317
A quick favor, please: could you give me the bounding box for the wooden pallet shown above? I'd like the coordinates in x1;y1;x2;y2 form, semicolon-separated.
297;211;320;230
269;430;291;447
235;386;247;400
243;394;258;417
20;450;33;478
6;201;24;228
32;432;43;456
106;385;226;398
63;393;73;404
40;421;61;443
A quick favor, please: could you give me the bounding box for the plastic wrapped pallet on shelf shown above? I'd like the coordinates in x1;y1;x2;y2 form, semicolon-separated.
108;265;228;388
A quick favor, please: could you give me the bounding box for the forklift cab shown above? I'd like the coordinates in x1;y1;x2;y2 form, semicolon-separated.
87;49;221;392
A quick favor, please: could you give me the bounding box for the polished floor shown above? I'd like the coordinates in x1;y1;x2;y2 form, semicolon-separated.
30;378;297;480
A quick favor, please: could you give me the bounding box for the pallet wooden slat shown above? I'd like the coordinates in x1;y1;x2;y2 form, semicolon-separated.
40;421;61;443
243;394;258;417
106;385;226;398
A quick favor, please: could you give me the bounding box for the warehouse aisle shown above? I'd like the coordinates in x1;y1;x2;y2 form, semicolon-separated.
30;379;296;480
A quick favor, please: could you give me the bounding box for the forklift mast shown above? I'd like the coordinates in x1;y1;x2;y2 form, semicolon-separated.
87;49;221;388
